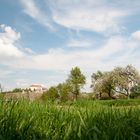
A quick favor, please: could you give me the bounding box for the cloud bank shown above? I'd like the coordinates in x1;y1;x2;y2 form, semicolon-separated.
1;24;139;72
1;0;140;89
20;0;140;34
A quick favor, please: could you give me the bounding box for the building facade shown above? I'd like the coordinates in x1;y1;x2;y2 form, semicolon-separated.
29;84;47;93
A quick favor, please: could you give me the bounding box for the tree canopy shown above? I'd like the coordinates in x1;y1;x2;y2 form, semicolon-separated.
91;65;140;99
67;67;86;100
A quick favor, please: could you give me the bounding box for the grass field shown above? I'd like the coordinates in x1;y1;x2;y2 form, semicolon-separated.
0;99;140;140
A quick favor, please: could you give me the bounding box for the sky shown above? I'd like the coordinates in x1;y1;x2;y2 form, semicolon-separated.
0;0;140;91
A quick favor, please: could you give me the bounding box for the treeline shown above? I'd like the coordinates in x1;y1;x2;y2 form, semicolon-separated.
91;65;140;99
42;67;86;101
42;65;140;101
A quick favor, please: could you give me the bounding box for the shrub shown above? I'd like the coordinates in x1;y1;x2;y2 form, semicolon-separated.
42;86;59;101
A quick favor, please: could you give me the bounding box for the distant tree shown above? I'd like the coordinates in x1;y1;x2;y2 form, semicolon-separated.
130;85;140;98
67;67;86;100
24;88;31;93
91;71;104;99
91;71;116;99
91;71;103;88
113;65;140;99
42;86;59;101
131;85;140;93
101;72;116;99
57;82;72;101
91;65;140;99
12;88;22;93
0;83;3;93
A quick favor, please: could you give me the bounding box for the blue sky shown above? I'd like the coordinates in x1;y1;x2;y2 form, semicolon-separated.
0;0;140;91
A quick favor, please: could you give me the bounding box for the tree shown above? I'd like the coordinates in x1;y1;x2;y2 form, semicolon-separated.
91;71;116;99
91;65;140;99
130;85;140;98
0;83;3;93
91;71;103;88
67;67;86;100
101;72;116;99
42;86;59;101
12;88;22;93
91;71;104;99
113;65;140;99
57;82;72;101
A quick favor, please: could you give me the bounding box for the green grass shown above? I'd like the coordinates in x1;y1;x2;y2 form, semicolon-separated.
0;99;140;140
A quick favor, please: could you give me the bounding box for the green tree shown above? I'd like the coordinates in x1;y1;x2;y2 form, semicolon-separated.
91;65;140;99
57;82;72;101
91;71;103;88
113;65;140;99
67;67;86;100
91;71;104;99
91;71;116;99
12;88;22;93
42;86;59;101
130;85;140;98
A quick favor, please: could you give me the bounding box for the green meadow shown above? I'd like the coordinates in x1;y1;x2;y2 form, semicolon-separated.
0;99;140;140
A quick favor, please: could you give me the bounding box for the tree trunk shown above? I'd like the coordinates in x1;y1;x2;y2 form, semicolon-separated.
127;88;131;99
75;87;79;100
108;90;116;99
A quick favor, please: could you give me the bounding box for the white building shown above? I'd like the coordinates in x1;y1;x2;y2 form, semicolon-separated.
29;84;47;93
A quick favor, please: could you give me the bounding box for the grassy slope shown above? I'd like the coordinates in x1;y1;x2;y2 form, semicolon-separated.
0;99;140;140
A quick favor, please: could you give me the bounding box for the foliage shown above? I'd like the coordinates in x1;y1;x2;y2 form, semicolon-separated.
113;65;140;98
57;82;72;101
91;70;103;88
67;67;86;100
130;85;140;98
12;88;23;93
91;65;140;99
41;67;85;101
0;99;140;139
42;86;59;101
91;71;116;99
98;99;140;106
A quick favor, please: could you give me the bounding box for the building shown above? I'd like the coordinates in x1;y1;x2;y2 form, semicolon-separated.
29;84;47;93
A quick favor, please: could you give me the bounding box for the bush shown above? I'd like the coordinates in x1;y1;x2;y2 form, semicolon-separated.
130;85;140;98
12;88;23;93
42;86;59;101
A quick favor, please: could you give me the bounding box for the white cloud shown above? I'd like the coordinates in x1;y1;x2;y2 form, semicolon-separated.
0;24;23;58
52;8;126;34
19;0;140;34
0;69;13;78
23;47;35;54
131;30;140;41
16;78;30;87
8;34;138;91
1;24;139;73
20;0;54;30
7;34;138;72
67;39;92;48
